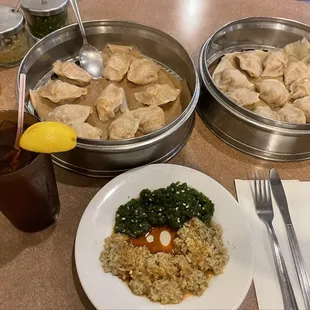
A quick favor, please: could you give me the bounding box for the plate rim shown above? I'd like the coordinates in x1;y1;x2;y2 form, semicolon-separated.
74;164;254;310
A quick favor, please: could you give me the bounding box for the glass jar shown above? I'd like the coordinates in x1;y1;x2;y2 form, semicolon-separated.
21;0;69;41
0;5;30;67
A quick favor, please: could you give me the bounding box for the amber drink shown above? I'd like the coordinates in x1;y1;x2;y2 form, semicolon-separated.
0;111;60;232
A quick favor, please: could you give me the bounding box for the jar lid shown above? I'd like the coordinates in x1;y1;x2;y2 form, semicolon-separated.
0;5;25;38
21;0;69;16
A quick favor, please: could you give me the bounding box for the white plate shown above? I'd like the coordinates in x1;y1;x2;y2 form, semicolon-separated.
75;164;253;310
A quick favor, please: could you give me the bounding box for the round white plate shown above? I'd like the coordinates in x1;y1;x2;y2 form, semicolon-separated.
75;164;253;310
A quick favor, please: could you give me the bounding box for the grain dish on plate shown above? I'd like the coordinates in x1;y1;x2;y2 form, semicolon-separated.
212;37;310;124
100;182;229;304
29;44;191;140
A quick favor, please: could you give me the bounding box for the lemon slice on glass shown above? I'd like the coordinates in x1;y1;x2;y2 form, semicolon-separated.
20;122;77;153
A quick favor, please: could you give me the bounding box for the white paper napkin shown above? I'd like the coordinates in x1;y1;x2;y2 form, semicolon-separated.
235;180;310;310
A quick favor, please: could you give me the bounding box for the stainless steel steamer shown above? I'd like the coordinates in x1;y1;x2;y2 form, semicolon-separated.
198;17;310;161
17;20;199;177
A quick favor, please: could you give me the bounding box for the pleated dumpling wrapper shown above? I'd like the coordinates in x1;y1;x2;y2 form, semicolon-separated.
225;88;260;107
235;52;263;78
45;104;93;125
39;80;87;104
103;54;131;82
71;123;103;140
283;60;308;86
257;79;289;108
96;84;127;121
108;110;139;140
127;58;161;85
253;106;280;121
283;37;310;62
212;52;239;77
261;50;288;78
214;69;254;92
293;96;310;122
29;89;57;120
290;78;310;100
134;84;181;106
278;104;306;124
107;44;133;54
132;106;165;134
53;60;92;86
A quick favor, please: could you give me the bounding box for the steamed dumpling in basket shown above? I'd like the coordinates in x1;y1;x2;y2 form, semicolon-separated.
134;84;181;106
53;60;92;86
39;80;87;105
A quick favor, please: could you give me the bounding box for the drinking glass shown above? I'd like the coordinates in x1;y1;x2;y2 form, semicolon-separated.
0;110;60;232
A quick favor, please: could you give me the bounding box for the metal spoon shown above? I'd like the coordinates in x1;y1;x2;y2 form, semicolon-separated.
69;0;103;79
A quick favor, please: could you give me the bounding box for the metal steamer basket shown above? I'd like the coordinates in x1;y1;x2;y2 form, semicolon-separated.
17;20;199;177
198;17;310;161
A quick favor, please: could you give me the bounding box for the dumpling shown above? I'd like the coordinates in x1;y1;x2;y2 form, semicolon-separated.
103;54;131;82
225;88;260;107
108;111;139;140
293;96;310;121
235;52;263;77
289;78;310;99
45;104;92;125
284;37;310;62
212;52;239;76
278;104;306;123
134;84;181;106
29;89;56;119
53;60;92;86
107;44;133;54
214;69;254;92
132;106;165;134
96;84;126;121
284;61;308;86
245;99;269;111
262;50;288;77
39;80;87;104
127;58;161;85
253;106;280;121
71;123;103;139
257;79;289;107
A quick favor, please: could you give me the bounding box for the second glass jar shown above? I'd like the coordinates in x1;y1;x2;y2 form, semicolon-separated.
21;0;69;40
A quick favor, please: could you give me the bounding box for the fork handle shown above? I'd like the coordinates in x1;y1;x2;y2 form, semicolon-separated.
266;222;299;310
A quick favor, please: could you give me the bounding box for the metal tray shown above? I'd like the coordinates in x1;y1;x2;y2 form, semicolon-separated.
198;17;310;161
17;20;199;177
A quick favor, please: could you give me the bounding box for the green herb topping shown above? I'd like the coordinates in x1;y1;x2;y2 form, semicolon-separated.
115;182;215;238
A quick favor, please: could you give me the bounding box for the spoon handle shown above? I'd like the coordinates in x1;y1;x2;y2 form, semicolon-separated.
70;0;87;42
13;0;24;13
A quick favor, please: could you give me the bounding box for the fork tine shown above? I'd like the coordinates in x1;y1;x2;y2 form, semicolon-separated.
257;171;263;201
253;172;258;201
261;171;267;201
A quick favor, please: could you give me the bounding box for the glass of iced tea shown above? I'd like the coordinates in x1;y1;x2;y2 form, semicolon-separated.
0;110;60;232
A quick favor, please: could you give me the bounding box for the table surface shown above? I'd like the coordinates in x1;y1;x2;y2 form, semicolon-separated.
1;0;310;309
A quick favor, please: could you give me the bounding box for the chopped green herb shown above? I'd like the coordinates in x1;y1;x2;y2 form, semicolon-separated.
115;182;215;238
25;11;68;39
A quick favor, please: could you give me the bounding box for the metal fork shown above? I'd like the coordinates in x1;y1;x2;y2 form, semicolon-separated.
253;172;299;310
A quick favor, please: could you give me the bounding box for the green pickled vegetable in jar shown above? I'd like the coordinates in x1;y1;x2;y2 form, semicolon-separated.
21;0;69;40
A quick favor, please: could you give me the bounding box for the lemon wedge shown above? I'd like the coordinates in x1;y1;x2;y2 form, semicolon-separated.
20;122;77;153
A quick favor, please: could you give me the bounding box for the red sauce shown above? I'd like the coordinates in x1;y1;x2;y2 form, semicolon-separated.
206;269;214;279
130;226;177;253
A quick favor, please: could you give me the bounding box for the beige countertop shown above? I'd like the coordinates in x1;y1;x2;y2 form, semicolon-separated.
1;0;310;309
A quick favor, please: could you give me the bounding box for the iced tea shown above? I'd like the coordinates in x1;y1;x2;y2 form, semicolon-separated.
0;111;60;232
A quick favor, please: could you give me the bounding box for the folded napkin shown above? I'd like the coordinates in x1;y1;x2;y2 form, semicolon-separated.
235;180;310;310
